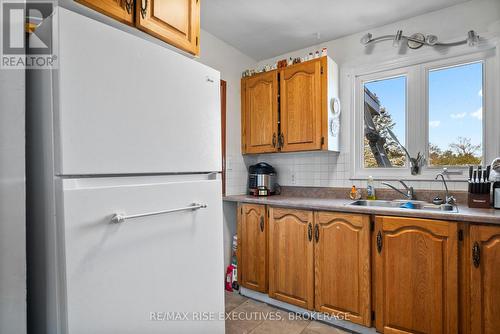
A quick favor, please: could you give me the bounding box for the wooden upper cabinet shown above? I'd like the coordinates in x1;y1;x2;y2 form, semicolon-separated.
314;212;371;327
241;56;339;154
470;224;500;334
237;204;268;293
280;59;323;152
269;207;314;310
374;216;458;334
76;0;134;25
241;71;278;154
136;0;201;55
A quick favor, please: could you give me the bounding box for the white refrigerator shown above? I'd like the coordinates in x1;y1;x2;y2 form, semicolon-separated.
27;7;225;334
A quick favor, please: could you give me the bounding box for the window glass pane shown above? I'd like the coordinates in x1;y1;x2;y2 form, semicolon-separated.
428;62;483;166
364;76;406;168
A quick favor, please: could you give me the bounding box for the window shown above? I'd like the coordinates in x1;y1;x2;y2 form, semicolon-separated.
352;50;495;180
364;76;406;168
428;62;483;166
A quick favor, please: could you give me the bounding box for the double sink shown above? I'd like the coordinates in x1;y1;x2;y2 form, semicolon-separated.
348;199;458;212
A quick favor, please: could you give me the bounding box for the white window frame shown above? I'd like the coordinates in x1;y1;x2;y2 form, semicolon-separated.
349;42;499;181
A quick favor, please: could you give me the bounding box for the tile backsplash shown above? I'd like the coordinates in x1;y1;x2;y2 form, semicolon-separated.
253;151;468;192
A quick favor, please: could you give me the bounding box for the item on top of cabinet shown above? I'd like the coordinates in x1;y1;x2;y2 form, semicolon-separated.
292;57;301;64
321;47;328;56
367;176;376;200
248;162;278;196
287;57;293;66
468;164;492;208
278;59;288;68
314;51;320;58
242;69;251;78
349;185;362;200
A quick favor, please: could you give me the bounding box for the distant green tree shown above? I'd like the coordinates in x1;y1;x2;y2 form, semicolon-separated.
429;137;481;166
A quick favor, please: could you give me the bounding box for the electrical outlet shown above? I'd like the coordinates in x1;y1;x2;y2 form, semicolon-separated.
291;172;296;185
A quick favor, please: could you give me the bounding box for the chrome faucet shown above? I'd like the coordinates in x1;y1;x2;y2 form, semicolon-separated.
435;173;456;205
382;181;416;200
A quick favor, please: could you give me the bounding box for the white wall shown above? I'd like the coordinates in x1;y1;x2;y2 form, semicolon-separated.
0;70;26;333
249;0;500;193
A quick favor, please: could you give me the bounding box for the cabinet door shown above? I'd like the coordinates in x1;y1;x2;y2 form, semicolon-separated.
237;204;268;293
314;212;371;327
280;59;323;152
269;208;314;309
374;216;458;334
76;0;134;25
136;0;200;55
470;225;500;334
242;71;279;154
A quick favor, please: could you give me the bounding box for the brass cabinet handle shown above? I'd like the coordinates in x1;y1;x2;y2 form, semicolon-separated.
140;0;148;19
314;224;319;243
124;0;133;14
472;241;481;268
308;223;313;242
278;133;284;149
260;216;264;232
272;133;277;148
376;231;383;253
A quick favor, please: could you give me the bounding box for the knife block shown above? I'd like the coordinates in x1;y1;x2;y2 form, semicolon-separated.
468;193;491;208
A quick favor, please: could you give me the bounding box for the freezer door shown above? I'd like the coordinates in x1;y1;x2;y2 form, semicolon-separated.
56;8;221;175
59;176;224;334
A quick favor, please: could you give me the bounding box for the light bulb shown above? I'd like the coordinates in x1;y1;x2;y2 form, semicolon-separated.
467;30;479;47
393;30;403;47
360;33;372;45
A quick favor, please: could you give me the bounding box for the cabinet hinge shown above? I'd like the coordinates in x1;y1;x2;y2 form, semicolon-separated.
320;136;325;146
320;66;324;75
458;229;464;241
370;219;374;231
240;207;242;215
371;311;375;322
196;36;199;46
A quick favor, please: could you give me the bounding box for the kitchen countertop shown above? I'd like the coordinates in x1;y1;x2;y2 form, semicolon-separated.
224;194;500;225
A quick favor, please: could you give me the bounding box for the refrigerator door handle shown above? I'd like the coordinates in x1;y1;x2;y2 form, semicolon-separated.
111;203;207;224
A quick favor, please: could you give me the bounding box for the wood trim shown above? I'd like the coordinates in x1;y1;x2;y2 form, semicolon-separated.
220;80;227;196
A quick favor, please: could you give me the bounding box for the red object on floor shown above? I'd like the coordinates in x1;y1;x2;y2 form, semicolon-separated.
225;265;235;292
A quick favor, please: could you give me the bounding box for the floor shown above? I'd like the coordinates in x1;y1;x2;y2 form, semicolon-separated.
225;291;350;334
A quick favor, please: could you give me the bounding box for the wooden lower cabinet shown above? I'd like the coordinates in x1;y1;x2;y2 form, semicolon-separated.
314;212;372;327
237;204;267;293
374;216;458;334
469;224;500;334
268;207;314;309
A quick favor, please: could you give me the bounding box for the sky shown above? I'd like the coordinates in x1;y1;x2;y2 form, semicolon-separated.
365;62;483;153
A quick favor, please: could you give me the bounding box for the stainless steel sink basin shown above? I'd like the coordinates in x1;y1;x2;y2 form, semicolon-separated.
348;200;458;212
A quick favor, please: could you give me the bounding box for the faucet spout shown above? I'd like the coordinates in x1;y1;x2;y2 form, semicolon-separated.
435;173;455;205
382;181;416;200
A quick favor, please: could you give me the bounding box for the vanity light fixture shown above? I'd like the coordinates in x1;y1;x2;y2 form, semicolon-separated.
360;30;480;49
